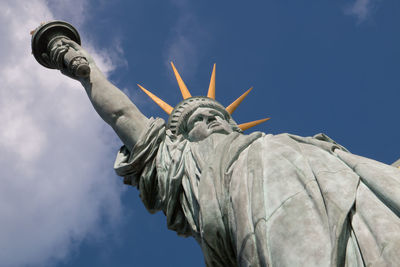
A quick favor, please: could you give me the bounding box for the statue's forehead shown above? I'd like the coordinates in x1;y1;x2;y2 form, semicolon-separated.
190;107;221;115
188;107;225;121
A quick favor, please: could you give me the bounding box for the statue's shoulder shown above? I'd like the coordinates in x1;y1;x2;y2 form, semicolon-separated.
262;132;350;153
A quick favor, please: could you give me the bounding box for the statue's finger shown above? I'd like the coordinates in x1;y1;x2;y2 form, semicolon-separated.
56;48;67;68
51;45;67;66
56;48;68;69
49;47;56;61
61;39;80;50
49;45;60;64
51;47;60;66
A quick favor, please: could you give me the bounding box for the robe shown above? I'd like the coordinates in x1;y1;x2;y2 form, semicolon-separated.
114;118;400;267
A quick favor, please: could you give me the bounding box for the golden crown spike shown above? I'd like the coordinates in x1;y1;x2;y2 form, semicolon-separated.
137;84;173;115
137;62;270;132
226;87;253;115
207;63;216;99
238;118;271;131
170;62;192;99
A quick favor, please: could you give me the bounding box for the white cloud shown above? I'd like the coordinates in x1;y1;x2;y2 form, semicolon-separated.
345;0;380;22
164;0;208;81
0;0;123;266
46;0;89;27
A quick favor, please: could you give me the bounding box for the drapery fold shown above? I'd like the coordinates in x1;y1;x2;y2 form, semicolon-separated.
114;118;400;266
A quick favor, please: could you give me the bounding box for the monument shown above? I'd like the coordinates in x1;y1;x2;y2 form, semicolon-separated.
32;21;400;266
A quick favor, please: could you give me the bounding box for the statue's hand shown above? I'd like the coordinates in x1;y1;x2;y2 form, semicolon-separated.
47;38;95;80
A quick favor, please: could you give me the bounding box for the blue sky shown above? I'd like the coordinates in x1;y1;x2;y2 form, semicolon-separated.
1;0;399;266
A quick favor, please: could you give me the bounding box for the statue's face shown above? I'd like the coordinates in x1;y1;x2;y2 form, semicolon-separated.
186;107;233;141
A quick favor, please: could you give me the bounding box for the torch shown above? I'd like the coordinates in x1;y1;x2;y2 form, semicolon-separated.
31;21;90;78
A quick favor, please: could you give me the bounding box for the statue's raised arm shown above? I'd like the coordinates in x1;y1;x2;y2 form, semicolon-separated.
31;21;149;151
58;39;149;150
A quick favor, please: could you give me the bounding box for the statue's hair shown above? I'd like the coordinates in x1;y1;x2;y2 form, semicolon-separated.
167;96;241;136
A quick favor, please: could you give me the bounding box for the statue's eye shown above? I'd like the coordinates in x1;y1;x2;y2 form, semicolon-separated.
194;116;203;124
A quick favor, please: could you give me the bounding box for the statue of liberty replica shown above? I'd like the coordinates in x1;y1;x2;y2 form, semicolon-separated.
32;21;400;267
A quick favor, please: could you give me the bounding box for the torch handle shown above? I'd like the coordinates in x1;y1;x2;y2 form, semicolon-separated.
63;49;91;78
48;37;90;78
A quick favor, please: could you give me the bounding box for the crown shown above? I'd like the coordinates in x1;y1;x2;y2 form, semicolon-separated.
137;62;270;135
167;96;241;135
